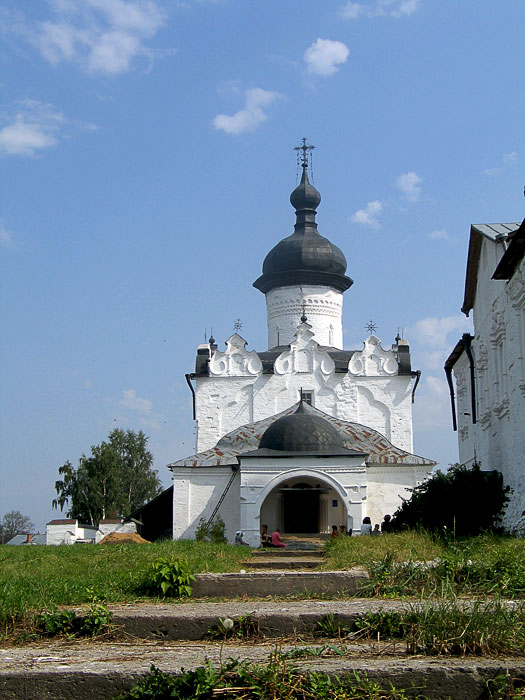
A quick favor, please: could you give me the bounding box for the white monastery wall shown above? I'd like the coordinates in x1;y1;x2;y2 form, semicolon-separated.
365;466;431;530
454;238;525;529
266;286;343;349
172;468;240;542
196;332;414;455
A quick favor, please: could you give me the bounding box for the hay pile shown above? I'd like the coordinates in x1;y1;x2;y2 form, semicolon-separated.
99;532;150;544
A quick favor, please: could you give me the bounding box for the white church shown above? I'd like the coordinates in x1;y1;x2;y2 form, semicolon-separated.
169;145;435;546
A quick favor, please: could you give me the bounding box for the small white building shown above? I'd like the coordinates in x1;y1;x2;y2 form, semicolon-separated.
445;220;525;530
170;151;435;546
45;518;136;545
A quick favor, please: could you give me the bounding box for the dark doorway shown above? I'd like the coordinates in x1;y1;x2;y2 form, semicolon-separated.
283;483;319;533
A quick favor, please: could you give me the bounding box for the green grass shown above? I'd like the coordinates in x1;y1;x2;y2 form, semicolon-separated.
0;540;250;638
115;659;431;700
323;532;525;598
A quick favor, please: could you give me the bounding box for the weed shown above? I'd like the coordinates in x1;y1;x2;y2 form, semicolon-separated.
115;658;429;700
35;594;112;638
484;674;525;699
206;613;260;640
195;517;227;544
141;558;195;598
316;612;344;637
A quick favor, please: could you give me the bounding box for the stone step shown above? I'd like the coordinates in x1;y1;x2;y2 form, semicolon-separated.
107;599;424;640
244;558;321;569
1;641;522;700
251;548;325;558
191;568;368;597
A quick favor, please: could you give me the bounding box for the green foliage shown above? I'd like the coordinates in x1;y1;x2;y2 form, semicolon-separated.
390;462;510;535
35;593;112;638
52;428;162;525
315;601;524;657
0;539;248;640
194;516;226;544
142;557;195;598
206;614;260;640
115;659;429;700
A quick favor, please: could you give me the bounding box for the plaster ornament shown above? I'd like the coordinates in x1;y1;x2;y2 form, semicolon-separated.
348;335;399;376
273;320;335;376
208;333;262;377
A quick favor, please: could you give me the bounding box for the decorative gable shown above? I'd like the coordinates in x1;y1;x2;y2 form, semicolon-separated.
273;321;335;376
348;335;398;376
208;334;263;377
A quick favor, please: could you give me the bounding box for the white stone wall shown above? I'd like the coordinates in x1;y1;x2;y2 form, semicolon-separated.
195;330;414;455
46;521;78;545
365;465;432;530
454;238;525;529
265;286;343;349
169;458;432;547
172;467;240;542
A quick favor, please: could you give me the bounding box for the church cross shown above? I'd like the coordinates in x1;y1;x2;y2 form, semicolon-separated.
294;137;315;167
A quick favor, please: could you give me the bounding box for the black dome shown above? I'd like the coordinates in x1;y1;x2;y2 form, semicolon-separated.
259;402;345;452
253;165;353;294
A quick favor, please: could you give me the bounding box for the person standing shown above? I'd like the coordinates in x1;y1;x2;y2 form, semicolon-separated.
360;517;372;535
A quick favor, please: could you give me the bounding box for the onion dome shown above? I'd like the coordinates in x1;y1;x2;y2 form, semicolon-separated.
259;402;345;452
253;164;353;294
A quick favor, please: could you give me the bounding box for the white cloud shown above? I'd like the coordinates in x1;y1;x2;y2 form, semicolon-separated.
484;151;518;176
9;0;167;75
213;88;282;135
428;229;451;241
0;220;14;247
351;200;383;227
408;315;472;370
340;0;421;19
0;100;64;156
304;38;349;76
396;171;422;202
120;388;153;413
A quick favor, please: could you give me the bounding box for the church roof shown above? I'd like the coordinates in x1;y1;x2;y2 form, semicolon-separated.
461;222;521;315
168;401;436;469
253;164;353;295
252;401;356;456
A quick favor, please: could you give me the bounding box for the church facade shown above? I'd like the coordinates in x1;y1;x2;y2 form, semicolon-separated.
169;150;435;546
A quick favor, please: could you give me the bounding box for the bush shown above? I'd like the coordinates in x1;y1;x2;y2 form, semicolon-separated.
194;517;227;544
142;557;195;598
391;463;510;536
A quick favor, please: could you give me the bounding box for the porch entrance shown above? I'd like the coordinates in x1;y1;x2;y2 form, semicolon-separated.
282;483;319;533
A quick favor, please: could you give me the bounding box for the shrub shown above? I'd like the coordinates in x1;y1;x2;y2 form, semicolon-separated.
142;557;195;597
391;463;510;535
194;517;227;544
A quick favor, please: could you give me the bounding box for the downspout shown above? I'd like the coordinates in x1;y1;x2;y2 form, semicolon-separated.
185;373;196;420
461;333;477;424
411;370;421;404
444;365;458;431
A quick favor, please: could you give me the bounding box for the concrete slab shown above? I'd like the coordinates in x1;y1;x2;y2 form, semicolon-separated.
1;641;523;700
192;568;368;597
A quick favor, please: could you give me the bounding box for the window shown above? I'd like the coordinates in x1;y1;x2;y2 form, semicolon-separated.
301;390;313;405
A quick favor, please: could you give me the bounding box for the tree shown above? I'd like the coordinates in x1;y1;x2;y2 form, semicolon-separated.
52;429;162;526
1;510;35;544
390;462;511;536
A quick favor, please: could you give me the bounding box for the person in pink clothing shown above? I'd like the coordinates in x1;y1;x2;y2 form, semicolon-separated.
271;529;286;548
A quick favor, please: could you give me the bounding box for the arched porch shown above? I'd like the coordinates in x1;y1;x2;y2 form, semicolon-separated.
259;473;348;536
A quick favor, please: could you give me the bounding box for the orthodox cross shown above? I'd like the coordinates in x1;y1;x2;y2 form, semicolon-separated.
365;319;377;334
233;318;243;333
294;137;315;181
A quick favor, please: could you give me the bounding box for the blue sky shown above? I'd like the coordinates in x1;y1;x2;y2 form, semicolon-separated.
1;0;523;532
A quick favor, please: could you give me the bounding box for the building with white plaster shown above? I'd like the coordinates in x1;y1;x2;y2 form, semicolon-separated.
169;149;435;546
445;220;525;530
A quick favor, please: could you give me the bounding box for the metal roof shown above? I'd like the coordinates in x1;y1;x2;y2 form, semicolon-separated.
462;222;522;315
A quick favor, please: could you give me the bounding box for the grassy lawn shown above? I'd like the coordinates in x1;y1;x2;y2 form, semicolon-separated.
1;533;524;639
0;540;249;637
